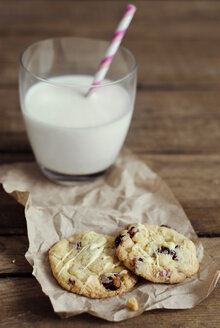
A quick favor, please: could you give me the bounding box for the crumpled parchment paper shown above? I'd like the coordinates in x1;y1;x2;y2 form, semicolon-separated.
0;149;219;321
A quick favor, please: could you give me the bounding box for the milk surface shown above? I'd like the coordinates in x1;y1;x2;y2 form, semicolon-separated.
23;75;133;175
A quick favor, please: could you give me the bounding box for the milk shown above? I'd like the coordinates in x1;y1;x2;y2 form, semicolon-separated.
22;75;133;175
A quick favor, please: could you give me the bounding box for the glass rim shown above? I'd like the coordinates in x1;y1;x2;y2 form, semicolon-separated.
19;36;137;88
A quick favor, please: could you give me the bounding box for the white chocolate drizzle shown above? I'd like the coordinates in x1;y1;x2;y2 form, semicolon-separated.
57;244;90;277
81;245;105;271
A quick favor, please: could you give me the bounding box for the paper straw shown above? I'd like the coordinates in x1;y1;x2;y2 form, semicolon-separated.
86;4;136;96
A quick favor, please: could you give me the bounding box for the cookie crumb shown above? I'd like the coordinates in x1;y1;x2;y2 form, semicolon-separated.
126;297;139;311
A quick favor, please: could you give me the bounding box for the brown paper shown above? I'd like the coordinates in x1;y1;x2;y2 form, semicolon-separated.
0;148;219;322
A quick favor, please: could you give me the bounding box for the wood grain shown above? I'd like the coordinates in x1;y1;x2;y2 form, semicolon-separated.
0;237;219;327
1;198;219;235
1;1;220;41
1;153;220;235
0;236;30;274
2;39;220;89
0;0;220;326
0;204;26;235
1;1;220;89
1;89;220;154
0;278;219;328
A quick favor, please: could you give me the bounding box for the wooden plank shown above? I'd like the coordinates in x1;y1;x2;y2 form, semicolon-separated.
141;154;220;209
1;89;220;154
143;154;220;233
0;176;220;235
1;153;220;234
0;90;23;134
184;208;220;236
1;200;219;236
0;236;219;275
1;0;220;89
0;1;219;326
0;153;34;167
0;237;219;327
2;39;220;89
0;278;219;327
0;136;30;152
0;191;218;235
127;90;220;154
1;1;220;41
0;203;27;235
0;236;30;274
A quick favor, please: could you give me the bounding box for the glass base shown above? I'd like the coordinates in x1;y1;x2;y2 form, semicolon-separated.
39;164;108;185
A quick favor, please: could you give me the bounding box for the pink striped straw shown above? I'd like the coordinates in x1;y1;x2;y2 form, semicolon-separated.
86;4;136;97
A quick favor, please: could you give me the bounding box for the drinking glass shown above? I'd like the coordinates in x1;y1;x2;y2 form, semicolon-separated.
19;37;137;184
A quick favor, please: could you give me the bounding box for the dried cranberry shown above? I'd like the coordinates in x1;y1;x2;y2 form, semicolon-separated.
159;269;171;280
115;234;124;247
68;278;75;285
132;258;137;267
165;269;171;279
158;246;170;254
128;226;139;238
172;253;178;261
101;274;121;291
75;241;81;249
171;250;178;261
70;240;81;249
132;257;143;270
157;246;178;261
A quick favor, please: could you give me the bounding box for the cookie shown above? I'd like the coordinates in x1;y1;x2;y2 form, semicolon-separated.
49;231;137;298
126;297;139;311
115;223;199;283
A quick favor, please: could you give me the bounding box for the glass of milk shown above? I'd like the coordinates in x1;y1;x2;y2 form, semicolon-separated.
19;37;137;184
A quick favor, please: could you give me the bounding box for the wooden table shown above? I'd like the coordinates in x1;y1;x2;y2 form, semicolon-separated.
1;1;220;327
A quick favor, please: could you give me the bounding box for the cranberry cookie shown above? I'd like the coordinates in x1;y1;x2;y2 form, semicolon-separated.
49;231;137;298
115;223;199;283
